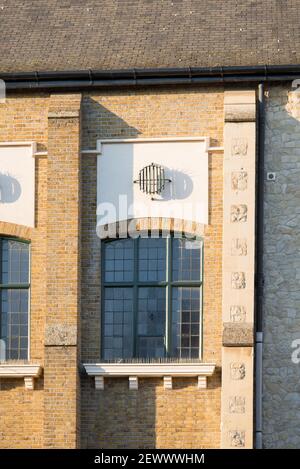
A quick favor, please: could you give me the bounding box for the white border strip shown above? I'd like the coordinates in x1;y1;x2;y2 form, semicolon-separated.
0;140;223;158
83;362;216;377
0;141;36;156
96;136;210;155
82;137;223;156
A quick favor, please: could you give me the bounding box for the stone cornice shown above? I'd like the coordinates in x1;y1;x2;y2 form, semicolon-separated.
224;91;256;122
83;362;216;390
0;364;42;390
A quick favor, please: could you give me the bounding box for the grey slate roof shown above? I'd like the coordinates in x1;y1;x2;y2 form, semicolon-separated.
0;0;300;73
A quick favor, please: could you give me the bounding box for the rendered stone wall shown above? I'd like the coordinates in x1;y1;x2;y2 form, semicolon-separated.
263;84;300;448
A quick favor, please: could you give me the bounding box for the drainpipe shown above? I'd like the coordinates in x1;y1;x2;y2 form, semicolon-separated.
255;83;265;449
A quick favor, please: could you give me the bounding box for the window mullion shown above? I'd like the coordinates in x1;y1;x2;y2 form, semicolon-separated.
133;237;139;357
0;239;2;345
165;236;172;357
100;241;105;359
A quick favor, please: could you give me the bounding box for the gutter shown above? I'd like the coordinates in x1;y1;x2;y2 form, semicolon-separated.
1;64;300;90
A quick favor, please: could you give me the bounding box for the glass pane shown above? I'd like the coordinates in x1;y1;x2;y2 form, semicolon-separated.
138;336;165;359
137;287;166;358
172;287;200;359
1;240;29;284
103;287;133;359
138;238;166;282
172;238;201;281
104;239;134;282
0;289;29;360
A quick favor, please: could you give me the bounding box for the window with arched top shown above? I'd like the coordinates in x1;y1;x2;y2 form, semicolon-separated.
102;235;203;360
0;237;30;360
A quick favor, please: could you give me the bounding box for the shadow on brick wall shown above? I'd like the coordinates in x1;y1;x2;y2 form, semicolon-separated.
81;377;156;449
81;99;141;364
80;101;154;448
81;96;141;148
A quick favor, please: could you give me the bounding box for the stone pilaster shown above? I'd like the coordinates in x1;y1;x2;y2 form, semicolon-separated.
221;91;256;448
44;94;82;448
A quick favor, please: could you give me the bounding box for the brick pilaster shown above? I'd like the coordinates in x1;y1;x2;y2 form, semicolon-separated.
44;94;82;448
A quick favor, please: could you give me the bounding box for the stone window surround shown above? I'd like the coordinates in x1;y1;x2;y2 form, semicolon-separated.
83;362;216;390
0;363;42;390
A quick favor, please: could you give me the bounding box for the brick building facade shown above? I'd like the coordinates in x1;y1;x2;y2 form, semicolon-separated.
0;1;300;449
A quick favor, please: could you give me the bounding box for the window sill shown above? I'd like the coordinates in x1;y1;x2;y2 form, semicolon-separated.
0;364;42;390
83;362;216;390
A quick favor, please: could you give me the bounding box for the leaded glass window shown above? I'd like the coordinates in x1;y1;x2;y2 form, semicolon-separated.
0;238;30;360
102;236;202;360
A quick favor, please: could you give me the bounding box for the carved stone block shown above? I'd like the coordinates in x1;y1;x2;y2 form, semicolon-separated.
231;171;248;191
230;363;246;380
229;430;245;447
229;396;246;414
223;323;253;347
45;324;77;346
231;238;247;256
231;272;246;289
230;305;246;322
48;110;80;119
230;204;247;223
231;138;248;157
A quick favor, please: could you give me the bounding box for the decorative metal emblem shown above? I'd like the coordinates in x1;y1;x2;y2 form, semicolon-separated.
134;163;171;195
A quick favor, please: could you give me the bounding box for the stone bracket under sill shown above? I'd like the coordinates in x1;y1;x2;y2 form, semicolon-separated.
0;364;42;390
83;363;216;390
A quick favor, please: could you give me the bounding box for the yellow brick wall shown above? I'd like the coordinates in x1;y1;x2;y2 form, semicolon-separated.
0;86;224;449
81;87;223;449
0;92;48;448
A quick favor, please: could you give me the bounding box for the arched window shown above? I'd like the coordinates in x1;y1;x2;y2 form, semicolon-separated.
102;236;202;360
0;237;30;360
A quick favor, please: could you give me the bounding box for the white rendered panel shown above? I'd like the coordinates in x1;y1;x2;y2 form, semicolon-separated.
0;144;35;227
97;139;208;228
